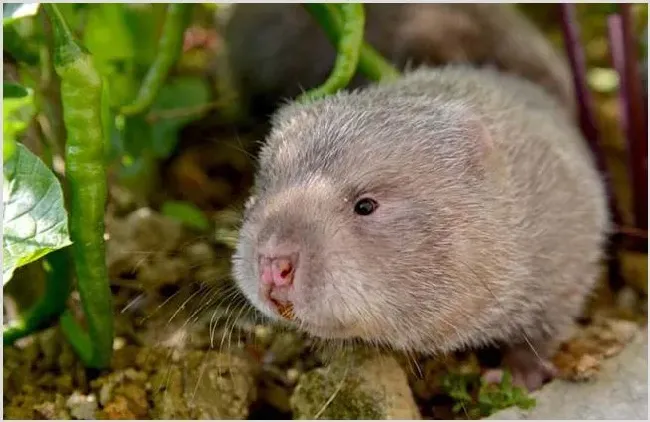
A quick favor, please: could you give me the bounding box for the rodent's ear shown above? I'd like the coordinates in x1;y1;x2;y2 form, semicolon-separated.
470;116;495;162
453;108;504;181
451;105;494;162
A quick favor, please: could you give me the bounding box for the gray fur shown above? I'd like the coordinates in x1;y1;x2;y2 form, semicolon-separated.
232;66;609;363
224;4;574;116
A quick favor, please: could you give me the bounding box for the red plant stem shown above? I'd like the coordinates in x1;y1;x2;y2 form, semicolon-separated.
618;5;648;230
558;4;624;228
608;13;648;236
558;4;626;290
607;16;629;134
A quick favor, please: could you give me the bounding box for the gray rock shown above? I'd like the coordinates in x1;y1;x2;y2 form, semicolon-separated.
66;391;98;420
291;350;421;419
150;350;258;419
488;328;648;419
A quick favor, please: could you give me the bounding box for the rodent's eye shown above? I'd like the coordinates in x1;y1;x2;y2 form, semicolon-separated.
354;198;378;216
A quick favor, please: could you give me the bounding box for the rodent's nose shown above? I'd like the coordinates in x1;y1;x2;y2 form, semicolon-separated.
259;253;299;320
259;254;297;287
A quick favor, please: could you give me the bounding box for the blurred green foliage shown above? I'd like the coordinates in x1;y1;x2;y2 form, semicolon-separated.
4;4;215;184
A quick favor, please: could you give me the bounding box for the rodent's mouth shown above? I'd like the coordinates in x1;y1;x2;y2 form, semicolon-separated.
271;299;295;321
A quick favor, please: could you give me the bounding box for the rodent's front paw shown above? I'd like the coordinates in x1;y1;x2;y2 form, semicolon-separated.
482;346;558;392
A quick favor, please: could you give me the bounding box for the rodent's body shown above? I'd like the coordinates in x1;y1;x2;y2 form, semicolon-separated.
232;66;609;389
224;3;574;117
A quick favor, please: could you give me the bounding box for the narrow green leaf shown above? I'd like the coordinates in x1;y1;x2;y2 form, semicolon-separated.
161;200;210;231
3;82;29;98
3;85;34;162
3;86;35;139
3;144;72;284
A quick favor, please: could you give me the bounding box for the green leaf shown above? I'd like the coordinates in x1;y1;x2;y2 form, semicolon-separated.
3;85;35;162
3;144;72;284
83;4;135;62
3;81;28;98
161;200;210;231
150;77;211;158
3;3;40;26
123;4;168;67
83;4;139;108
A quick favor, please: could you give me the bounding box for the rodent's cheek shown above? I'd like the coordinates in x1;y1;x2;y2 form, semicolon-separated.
291;268;370;333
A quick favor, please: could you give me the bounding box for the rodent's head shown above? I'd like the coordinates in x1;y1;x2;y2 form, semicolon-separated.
232;89;501;353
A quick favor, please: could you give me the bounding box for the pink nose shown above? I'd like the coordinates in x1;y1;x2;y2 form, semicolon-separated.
260;255;296;287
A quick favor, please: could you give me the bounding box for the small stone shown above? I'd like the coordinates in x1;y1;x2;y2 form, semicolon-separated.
171;349;183;363
183;351;258;419
34;395;70;420
573;354;600;381
115;383;149;418
150;365;191;419
34;402;57;419
291;350;421;419
113;337;127;351
254;325;273;346
95;369;148;408
150;351;258;419
286;368;301;385
66;391;98;420
605;318;639;345
100;395;138;419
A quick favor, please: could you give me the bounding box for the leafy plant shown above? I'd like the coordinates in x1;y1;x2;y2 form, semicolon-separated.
441;370;536;419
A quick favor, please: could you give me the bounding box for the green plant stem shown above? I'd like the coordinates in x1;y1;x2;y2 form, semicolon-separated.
303;3;399;83
3;249;72;345
299;3;365;102
120;4;192;115
43;3;114;369
60;310;94;364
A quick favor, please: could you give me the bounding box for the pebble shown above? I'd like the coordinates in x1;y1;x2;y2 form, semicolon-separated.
291;350;421;419
66;391;98;420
